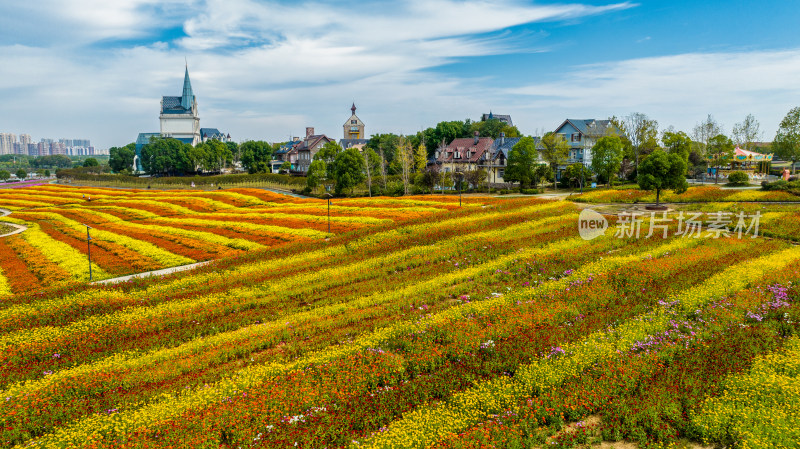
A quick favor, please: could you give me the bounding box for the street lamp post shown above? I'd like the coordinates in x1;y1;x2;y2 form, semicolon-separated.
82;224;93;281
454;171;464;207
324;193;332;234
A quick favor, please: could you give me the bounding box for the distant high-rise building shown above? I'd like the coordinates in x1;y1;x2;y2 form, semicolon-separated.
59;138;73;148
50;142;67;155
73;139;90;148
0;133;16;155
19;134;32;146
40;138;53;144
27;143;38;157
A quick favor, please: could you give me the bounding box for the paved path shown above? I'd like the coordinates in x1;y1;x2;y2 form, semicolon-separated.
260;187;312;199
91;261;213;285
0;208;28;237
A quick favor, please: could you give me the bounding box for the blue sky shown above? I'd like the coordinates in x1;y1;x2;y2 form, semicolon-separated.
1;0;799;149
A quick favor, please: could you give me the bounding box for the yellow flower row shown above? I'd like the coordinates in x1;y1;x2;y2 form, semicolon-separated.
693;335;800;448
0;269;11;297
2;217;109;283
17;211;194;267
359;245;800;448
151;217;332;240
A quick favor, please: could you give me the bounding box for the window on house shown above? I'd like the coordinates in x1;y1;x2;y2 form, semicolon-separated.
351;120;357;124
572;133;581;142
499;169;505;178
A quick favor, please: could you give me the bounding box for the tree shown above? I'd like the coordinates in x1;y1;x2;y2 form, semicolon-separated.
0;170;9;181
470;118;521;139
202;139;233;172
504;136;538;188
540;132;569;190
306;159;327;190
623;112;659;174
422;164;441;194
140;137;192;175
420;120;472;154
464;169;487;190
239;140;273;174
732;114;763;151
591;135;624;187
44;169;50;177
109;143;136;173
692;114;722;152
397;139;414;195
332;148;366;194
661;130;692;162
82;158;99;167
15;169;27;180
774;107;800;174
363;148;381;197
563;163;591;189
279;161;291;174
637;150;688;206
707;134;734;184
314;141;344;179
414;144;427;173
534;164;552;189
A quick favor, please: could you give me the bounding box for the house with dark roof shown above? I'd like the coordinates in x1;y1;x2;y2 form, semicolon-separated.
435;132;494;174
553;119;620;168
481;112;513;126
200;128;231;143
477;133;541;185
339;138;370;151
272;137;302;172
296;127;334;174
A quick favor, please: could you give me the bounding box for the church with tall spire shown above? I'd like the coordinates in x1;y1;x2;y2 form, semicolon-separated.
133;65;230;173
159;65;201;146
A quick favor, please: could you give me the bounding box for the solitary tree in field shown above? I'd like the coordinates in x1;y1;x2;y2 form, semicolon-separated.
637;150;688;206
0;170;10;181
774;107;800;174
15;169;27;180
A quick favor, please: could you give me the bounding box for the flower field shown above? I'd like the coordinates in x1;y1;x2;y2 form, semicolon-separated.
1;188;799;448
571;186;799;204
0;186;471;295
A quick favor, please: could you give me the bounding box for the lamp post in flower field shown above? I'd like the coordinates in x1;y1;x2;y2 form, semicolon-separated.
323;193;332;234
454;171;464;207
81;223;93;281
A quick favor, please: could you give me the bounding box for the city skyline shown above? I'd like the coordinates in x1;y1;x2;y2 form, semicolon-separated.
1;1;799;149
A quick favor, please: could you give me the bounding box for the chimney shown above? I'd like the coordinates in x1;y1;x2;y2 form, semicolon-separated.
499;132;505;146
473;131;479;145
306;127;315;138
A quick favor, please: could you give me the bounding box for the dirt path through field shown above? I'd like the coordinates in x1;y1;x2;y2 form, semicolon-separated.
0;208;28;237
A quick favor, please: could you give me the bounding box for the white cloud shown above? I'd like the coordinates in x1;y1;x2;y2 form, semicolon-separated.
0;0;641;147
505;49;800;136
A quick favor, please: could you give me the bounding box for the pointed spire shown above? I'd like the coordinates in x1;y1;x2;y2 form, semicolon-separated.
351;102;356;114
181;64;194;110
